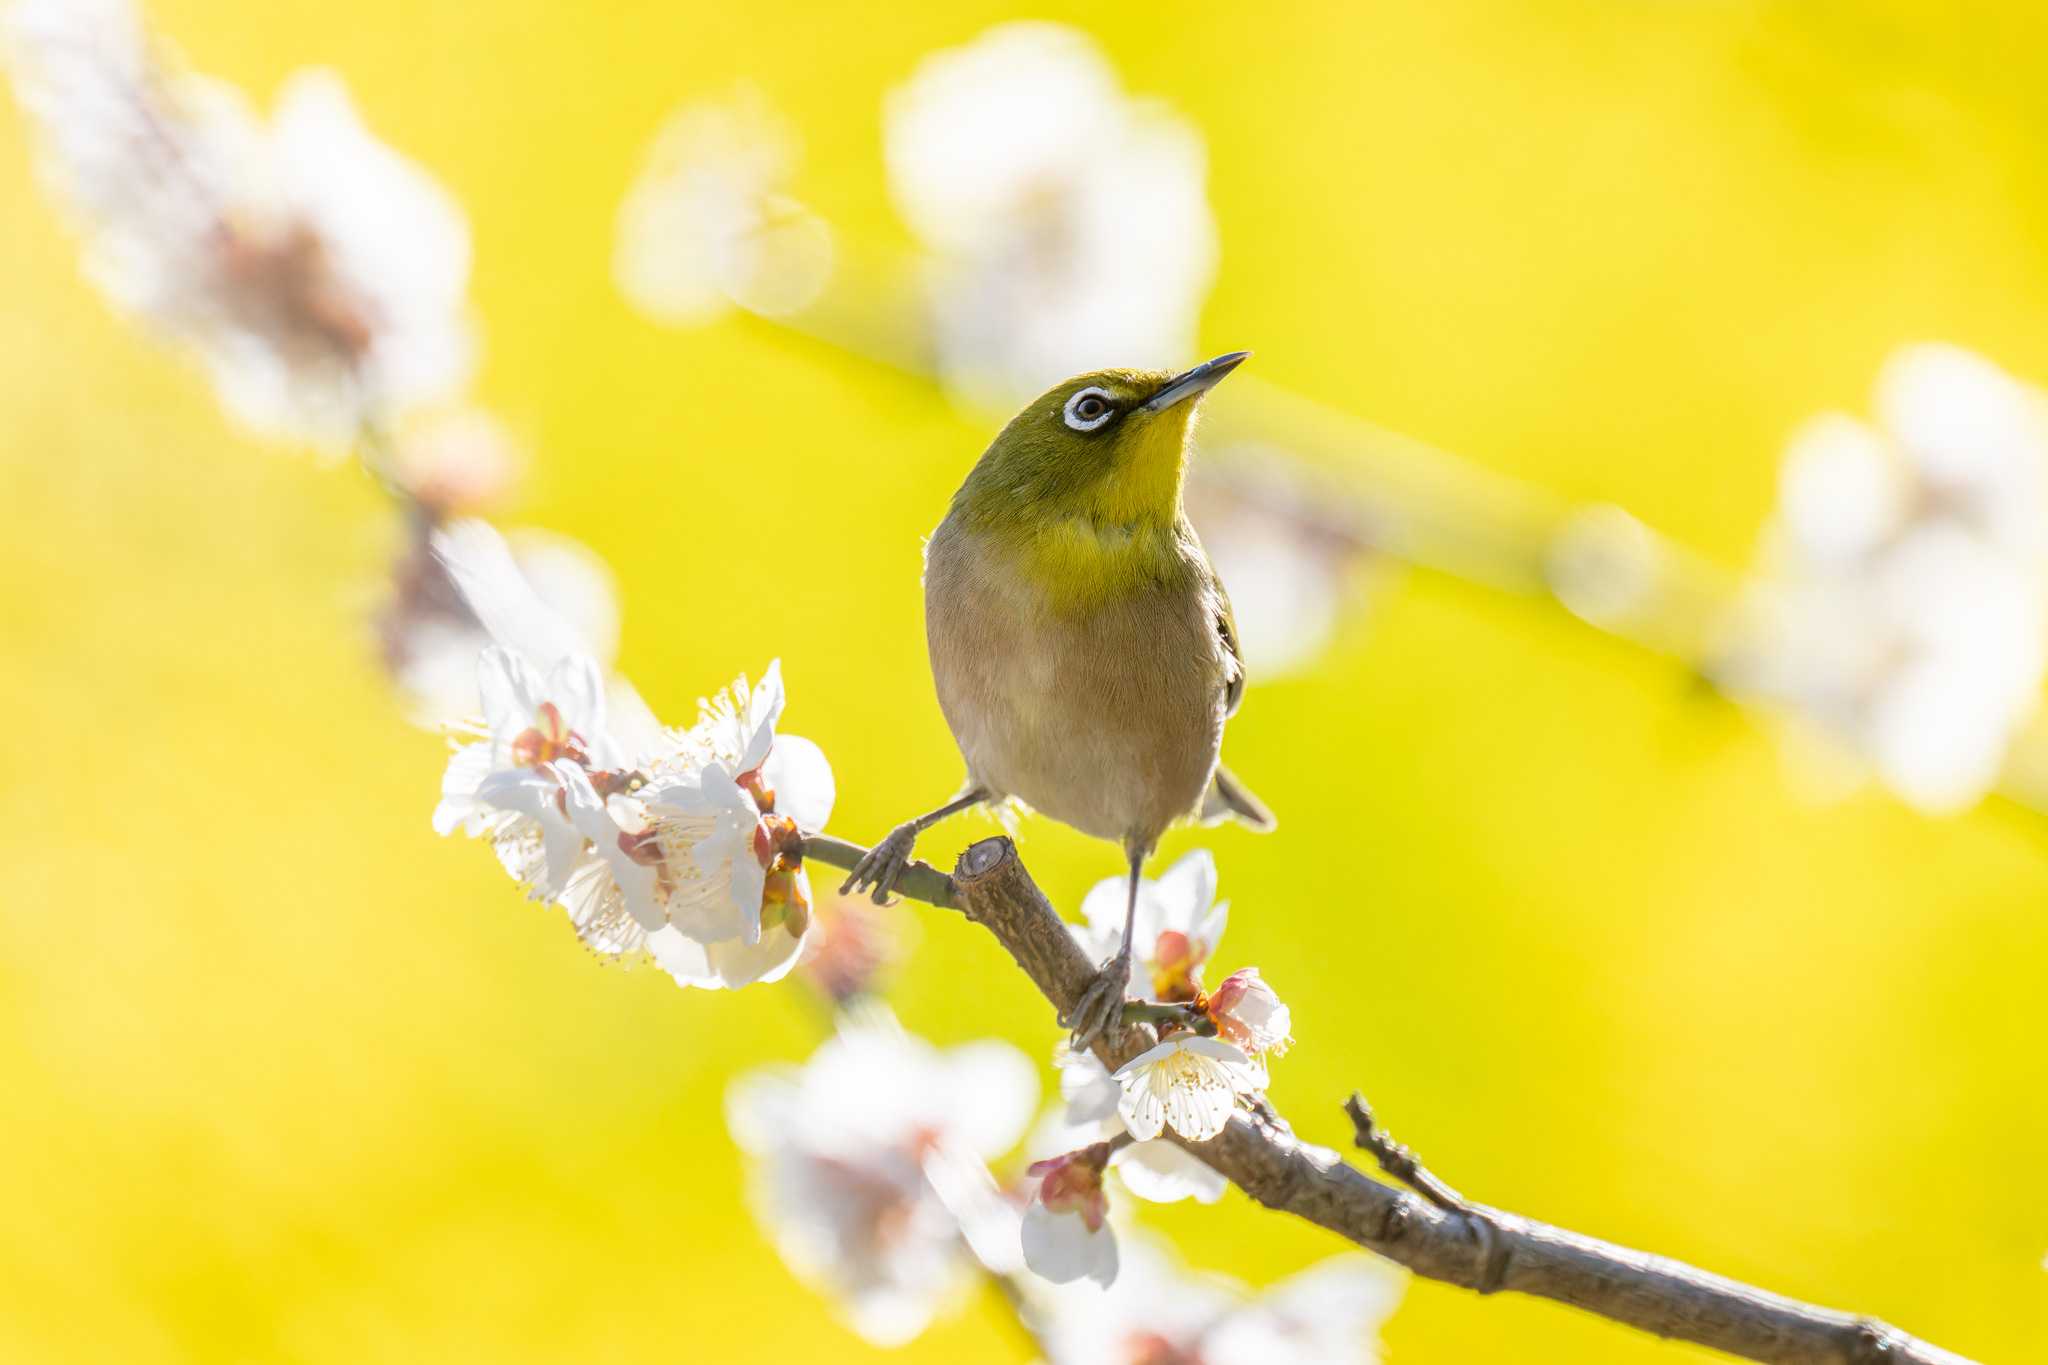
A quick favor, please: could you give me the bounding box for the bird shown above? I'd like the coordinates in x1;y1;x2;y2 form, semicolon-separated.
842;351;1275;1046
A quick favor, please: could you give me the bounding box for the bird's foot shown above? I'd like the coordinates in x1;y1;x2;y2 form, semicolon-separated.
840;820;920;905
1066;949;1133;1051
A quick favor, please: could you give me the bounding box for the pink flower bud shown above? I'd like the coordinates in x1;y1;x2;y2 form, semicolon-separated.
1205;967;1292;1055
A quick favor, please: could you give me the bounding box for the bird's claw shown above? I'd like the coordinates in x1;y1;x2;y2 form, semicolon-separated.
1066;950;1132;1051
840;821;920;905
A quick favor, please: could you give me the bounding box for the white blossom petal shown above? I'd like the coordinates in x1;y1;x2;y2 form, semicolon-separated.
1021;1200;1119;1287
762;733;835;831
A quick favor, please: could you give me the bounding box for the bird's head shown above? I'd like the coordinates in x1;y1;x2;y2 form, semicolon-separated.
956;352;1250;532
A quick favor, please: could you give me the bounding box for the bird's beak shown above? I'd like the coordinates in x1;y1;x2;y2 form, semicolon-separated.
1138;351;1251;413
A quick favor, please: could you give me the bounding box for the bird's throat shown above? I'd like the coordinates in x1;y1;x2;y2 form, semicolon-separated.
1091;403;1193;527
1021;406;1196;611
1019;511;1190;613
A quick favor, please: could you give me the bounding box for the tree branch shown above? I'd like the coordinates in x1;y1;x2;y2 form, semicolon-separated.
800;832;1975;1365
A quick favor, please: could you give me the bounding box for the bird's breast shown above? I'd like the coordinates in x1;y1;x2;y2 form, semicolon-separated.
923;517;1228;848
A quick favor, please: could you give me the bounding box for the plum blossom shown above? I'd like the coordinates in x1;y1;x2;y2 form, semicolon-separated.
614;85;833;325
432;646;617;903
1112;1036;1265;1144
1718;344;2048;813
726;1011;1036;1346
1045;1045;1226;1206
5;0;473;449
426;521;833;982
1030;1232;1405;1365
1022;1143;1119;1287
1071;850;1228;1003
884;22;1217;408
521;660;836;986
1067;853;1283;1143
1204;968;1292;1056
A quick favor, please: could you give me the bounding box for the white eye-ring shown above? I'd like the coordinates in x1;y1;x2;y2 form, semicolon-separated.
1062;387;1117;432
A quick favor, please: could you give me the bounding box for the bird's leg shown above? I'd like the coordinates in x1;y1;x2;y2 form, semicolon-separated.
840;787;988;905
1067;846;1145;1049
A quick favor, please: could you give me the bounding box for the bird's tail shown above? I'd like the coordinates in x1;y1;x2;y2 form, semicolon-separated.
1200;764;1276;832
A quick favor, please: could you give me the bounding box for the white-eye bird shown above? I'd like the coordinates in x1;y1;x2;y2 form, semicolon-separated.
843;352;1275;1046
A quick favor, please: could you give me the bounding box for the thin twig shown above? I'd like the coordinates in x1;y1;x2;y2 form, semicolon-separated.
1343;1092;1510;1296
1119;999;1212;1033
800;832;1976;1365
1342;1091;1473;1218
800;833;958;910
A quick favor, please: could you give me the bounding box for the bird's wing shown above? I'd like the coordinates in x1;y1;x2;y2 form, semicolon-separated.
1214;582;1246;718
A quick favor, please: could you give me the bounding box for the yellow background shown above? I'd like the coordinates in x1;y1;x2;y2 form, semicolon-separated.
5;1;2047;1360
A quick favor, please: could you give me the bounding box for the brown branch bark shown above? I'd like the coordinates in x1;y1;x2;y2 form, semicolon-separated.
800;832;1975;1365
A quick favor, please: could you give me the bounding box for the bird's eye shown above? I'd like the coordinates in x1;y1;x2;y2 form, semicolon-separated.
1062;387;1117;432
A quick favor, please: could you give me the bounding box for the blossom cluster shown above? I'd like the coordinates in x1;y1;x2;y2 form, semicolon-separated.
5;0;471;450
701;853;1304;1320
1031;1233;1404;1365
1018;851;1294;1286
883;22;1218;409
429;520;834;989
12;7;1395;1356
3;0;635;729
726;1009;1038;1345
613;84;833;325
1723;344;2048;813
726;1008;1398;1361
611;24;1370;681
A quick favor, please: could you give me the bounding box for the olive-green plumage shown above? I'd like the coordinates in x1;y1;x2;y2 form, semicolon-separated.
844;352;1273;1045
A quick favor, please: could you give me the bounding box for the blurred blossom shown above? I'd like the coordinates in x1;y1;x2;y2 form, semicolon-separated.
885;22;1217;407
1044;1045;1226;1205
1185;457;1374;677
1022;1143;1119;1287
1719;344;2048;813
726;1010;1037;1346
1112;1035;1264;1143
380;518;619;729
799;892;906;1006
1030;1233;1404;1365
615;85;833;325
427;522;832;983
4;0;473;449
1071;850;1228;1003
